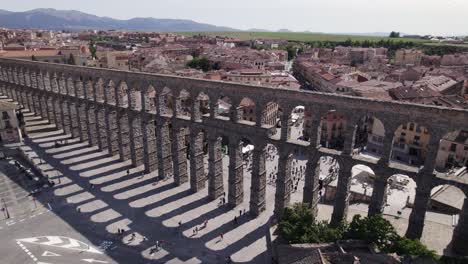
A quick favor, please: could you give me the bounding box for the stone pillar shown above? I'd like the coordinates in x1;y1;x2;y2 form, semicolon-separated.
156;121;173;180
342;123;357;155
208;136;224;200
130;115;144;167
274;151;293;218
117;111;131;161
52;99;63;131
106;110;119;156
97;108;108;151
77;103;88;143
62;100;72;135
69;103;80;138
368;172;389;216
303;155;320;218
280;107;292;140
86;104;99;146
27;92;35;114
405;178;432;239
452;198;468;255
330;164;352;227
192;97;201;121
86;105;98;146
190;131;206;192
380;124;398;163
209;98;218;119
171;127;188;185
46;97;55;125
228;141;244;208
250;144;267;217
142;120;158;173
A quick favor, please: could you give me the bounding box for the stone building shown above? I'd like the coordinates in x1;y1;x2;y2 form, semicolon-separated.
0;101;23;142
395;49;423;66
436;130;468;169
392;122;430;166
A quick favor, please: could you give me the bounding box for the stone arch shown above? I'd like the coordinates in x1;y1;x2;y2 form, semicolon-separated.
116;81;129;108
159;86;173;116
194;91;210;121
318;155;341;209
215;94;232;121
349;164;375;210
238;97;256;124
319;109;347;151
104;79;116;105
391;122;431;167
288;104;309;144
177;88;192;118
353;115;386;157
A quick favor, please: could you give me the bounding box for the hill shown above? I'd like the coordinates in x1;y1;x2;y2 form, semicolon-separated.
0;8;237;32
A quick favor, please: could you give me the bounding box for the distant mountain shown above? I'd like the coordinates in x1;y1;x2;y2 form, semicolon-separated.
0;8;238;32
277;29;293;33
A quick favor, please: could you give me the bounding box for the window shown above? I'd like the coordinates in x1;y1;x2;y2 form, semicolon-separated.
402;124;407;129
409;123;414;131
2;112;9;120
450;143;457;152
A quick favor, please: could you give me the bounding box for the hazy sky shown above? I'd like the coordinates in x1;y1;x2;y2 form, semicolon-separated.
2;0;468;35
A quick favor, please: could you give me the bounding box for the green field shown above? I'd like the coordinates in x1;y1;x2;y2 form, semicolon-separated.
422;42;468;48
180;31;428;43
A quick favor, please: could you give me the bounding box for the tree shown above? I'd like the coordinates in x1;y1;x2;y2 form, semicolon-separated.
391;237;437;260
67;53;76;65
89;39;97;59
278;203;346;244
186;57;212;72
389;31;400;38
346;214;399;252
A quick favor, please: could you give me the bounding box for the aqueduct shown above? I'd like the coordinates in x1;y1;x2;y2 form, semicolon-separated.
0;58;468;254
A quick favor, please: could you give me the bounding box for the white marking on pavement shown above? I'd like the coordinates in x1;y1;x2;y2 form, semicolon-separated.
16;241;40;264
42;250;61;257
17;236;102;254
82;259;108;263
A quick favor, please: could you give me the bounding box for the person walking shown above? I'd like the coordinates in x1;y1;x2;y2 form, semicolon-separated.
219;233;223;241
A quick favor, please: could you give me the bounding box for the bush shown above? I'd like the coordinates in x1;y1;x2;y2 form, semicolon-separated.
391;237;437;260
186;57;211;72
346;214;399;251
279;203;345;243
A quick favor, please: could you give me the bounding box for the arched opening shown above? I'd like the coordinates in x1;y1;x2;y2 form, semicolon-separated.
288;105;309;144
391;122;430;167
421;184;466;254
116;81;129;108
195;92;210;120
215;95;232;121
239;137;253;209
317;156;340;222
261;101;280;140
105;80;116;105
177;89;192;118
435;130;468;173
160;87;173;116
289;147;308;204
238;97;256;125
319;110;346;151
381;174;417;235
129;84;142;111
348;165;375;215
354;116;385;158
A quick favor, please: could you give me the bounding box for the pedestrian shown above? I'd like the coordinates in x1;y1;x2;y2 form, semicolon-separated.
127;169;130;176
243;208;246;215
178;221;182;227
155;240;159;250
117;228;121;235
234;216;238;224
77;207;81;213
131;233;136;240
195;226;198;234
222;197;226;204
239;210;242;216
220;233;223;241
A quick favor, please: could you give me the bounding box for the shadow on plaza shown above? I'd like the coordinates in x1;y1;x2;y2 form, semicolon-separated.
19;115;270;264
